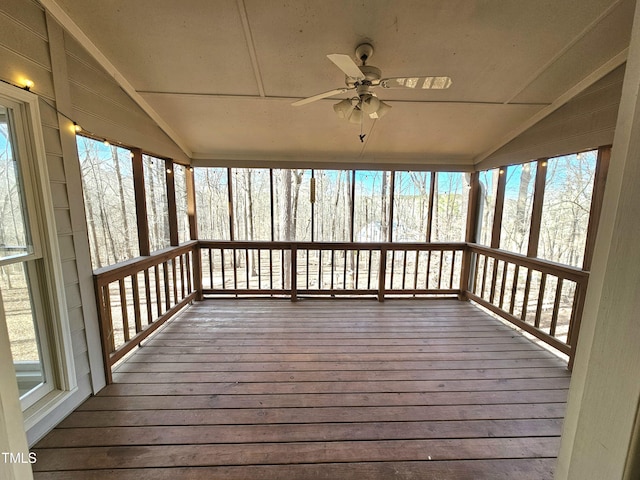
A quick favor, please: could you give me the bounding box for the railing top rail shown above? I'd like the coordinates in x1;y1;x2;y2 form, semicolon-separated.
94;241;197;286
197;240;466;251
467;243;589;283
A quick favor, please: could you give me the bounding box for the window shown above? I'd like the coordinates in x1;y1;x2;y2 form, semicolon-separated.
174;164;190;243
0;87;76;419
538;151;597;267
354;171;391;242
432;172;469;242
273;169;312;241
195;167;230;240
77;137;139;268
313;170;352;241
232;168;273;241
143;154;170;252
500;162;536;254
393;171;431;242
477;169;500;246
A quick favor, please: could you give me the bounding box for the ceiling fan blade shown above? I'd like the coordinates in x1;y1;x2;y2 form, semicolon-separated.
379;76;452;89
327;54;365;80
291;88;351;106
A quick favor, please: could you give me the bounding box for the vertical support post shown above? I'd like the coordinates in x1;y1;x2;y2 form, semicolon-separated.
460;171;479;300
270;168;275;241
186;166;198;240
350;170;356;242
527;159;548;257
388;171;395;242
582;146;611;271
185;166;202;300
165;159;179;246
378;246;387;302
491;167;507;249
426;172;436;241
131;148;150;256
227;168;235;241
568;145;611;368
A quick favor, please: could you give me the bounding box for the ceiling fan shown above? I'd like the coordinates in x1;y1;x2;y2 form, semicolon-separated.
292;43;452;123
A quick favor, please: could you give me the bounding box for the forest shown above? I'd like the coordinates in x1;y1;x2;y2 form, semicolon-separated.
69;135;597;274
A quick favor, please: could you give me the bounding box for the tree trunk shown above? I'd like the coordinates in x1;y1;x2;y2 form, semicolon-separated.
111;146;132;258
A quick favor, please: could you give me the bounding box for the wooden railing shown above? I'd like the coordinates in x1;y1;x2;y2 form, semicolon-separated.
198;241;465;300
93;241;198;383
466;244;589;357
94;240;590;381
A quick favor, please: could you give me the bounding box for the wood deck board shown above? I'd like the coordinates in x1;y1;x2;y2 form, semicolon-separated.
33;299;570;479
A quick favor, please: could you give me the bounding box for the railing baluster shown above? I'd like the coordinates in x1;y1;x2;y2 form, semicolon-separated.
119;278;130;343
179;253;185;300
305;248;309;290
186;251;192;294
343;249;348;289
489;258;498;304
143;269;152;326
473;252;480;294
413;250;420;295
378;247;387;302
103;284;115;353
550;277;563;336
390;250;396;290
521;270;533;322
291;245;297;301
480;255;489;298
209;248;214;289
535;273;547;328
131;273;142;334
498;261;508;309
163;261;171;310
402;250;408;290
245;248;250;288
449;250;456;289
281;249;285;290
220;249;226;289
425;251;432;289
330;250;335;291
257;248;262;290
438;250;444;289
269;249;273;290
367;250;373;289
509;265;520;315
232;248;238;291
355;250;361;289
172;257;178;305
154;264;162;316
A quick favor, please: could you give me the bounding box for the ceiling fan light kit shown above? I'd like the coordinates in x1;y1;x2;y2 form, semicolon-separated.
292;42;451;123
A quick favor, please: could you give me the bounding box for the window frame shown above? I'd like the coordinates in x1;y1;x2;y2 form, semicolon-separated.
0;83;77;429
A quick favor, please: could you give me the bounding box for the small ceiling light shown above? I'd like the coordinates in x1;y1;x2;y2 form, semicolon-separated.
333;99;356;119
360;94;380;115
166;168;172;174
72;122;82;133
103;140;110;146
23;79;34;91
370;100;391;119
189;167;194;172
349;107;363;124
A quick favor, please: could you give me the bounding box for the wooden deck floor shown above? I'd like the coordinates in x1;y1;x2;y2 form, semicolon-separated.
32;299;570;479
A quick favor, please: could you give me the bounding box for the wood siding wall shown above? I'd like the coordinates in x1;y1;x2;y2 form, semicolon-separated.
480;65;625;169
0;0;187;445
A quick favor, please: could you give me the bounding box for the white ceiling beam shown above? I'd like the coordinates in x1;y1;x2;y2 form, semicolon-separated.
474;48;628;166
236;0;266;97
39;0;193;158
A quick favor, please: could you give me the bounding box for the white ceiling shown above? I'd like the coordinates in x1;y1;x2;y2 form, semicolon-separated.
48;0;632;167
